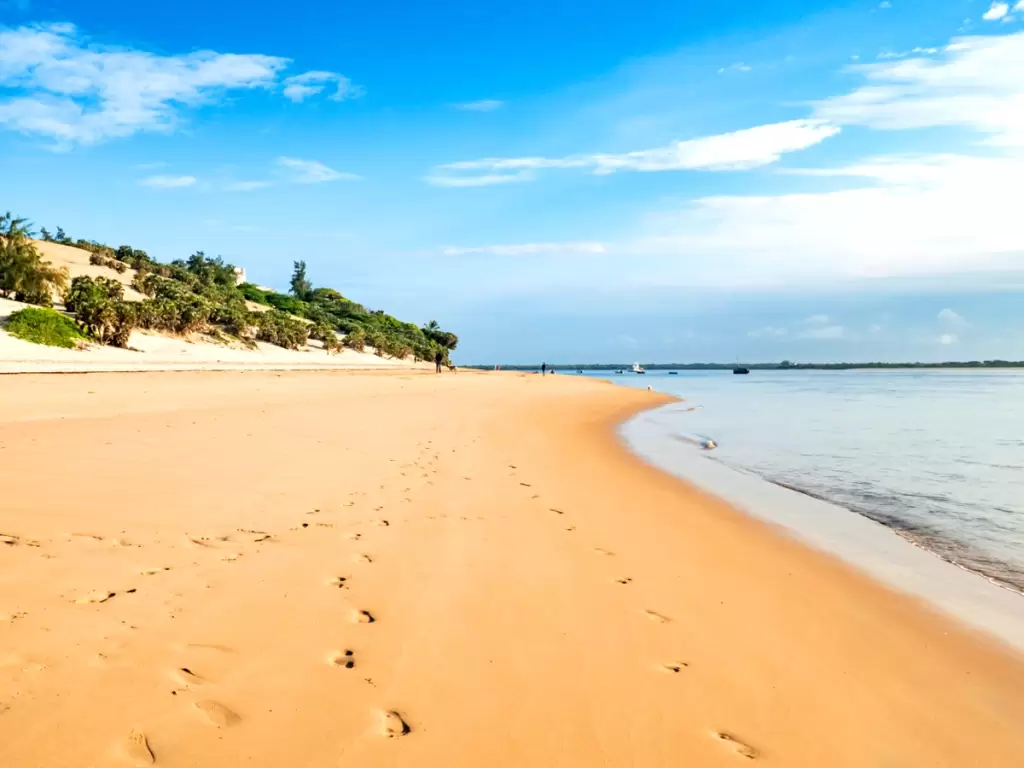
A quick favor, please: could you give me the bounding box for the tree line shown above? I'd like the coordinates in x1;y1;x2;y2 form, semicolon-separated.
1;211;458;360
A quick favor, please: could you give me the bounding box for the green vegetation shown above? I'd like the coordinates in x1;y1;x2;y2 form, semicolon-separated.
1;213;69;305
5;306;89;348
4;211;458;360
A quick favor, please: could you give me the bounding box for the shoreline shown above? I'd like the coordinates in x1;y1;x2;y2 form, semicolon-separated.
2;370;1023;766
621;404;1024;653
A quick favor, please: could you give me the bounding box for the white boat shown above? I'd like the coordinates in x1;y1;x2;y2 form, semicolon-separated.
631;363;645;374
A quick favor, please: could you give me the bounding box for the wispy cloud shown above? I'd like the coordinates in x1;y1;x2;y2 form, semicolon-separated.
277;156;360;183
798;324;846;339
0;23;361;147
747;326;787;338
225;180;274;191
282;71;364;103
429;120;839;186
938;333;959;345
442;242;607;256
813;33;1024;145
424;171;533;187
983;3;1009;21
139;174;196;189
453;99;504;112
717;62;752;74
0;23;288;147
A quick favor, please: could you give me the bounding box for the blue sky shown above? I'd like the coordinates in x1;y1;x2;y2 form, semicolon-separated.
3;0;1024;364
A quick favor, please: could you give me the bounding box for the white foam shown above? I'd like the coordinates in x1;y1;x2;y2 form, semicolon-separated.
621;407;1024;654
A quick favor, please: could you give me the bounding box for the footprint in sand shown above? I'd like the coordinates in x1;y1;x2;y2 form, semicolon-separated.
715;732;759;759
353;610;376;624
328;650;356;669
593;548;615;556
220;553;241;562
549;508;564;515
615;577;633;585
140;567;170;576
76;590;116;605
642;609;670;623
119;729;154;766
660;662;689;673
194;699;240;727
171;667;204;687
380;710;410;737
354;553;373;564
326;576;349;589
347;533;362;541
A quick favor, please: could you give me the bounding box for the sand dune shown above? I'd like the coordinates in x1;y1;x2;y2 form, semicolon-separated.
1;371;1022;767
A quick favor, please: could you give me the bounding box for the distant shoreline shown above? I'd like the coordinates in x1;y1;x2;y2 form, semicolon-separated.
469;361;1024;371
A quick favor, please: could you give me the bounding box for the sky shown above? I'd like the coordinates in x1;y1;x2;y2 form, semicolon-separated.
2;0;1024;364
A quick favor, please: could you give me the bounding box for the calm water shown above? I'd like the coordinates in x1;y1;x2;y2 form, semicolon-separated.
587;369;1024;592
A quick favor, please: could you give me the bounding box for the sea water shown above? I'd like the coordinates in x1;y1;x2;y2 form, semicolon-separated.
591;369;1024;594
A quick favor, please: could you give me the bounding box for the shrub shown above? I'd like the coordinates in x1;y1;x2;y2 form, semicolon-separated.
367;329;386;356
5;307;89;348
255;309;308;349
210;301;253;337
109;301;136;348
343;326;366;352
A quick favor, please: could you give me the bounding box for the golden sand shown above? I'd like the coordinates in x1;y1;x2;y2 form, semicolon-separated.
1;370;1022;766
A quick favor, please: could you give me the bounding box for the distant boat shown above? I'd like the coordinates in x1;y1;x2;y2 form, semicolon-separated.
632;363;646;374
576;369;583;374
615;369;624;374
733;367;750;375
668;371;678;375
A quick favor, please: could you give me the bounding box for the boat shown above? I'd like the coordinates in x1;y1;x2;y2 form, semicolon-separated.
732;367;750;375
631;363;645;374
668;371;678;375
614;369;624;374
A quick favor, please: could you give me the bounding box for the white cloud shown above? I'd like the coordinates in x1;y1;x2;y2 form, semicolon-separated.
938;333;959;345
983;3;1009;21
0;22;288;146
814;32;1024;145
453;99;504;112
879;1;892;8
430;119;839;185
276;157;359;183
717;62;752;74
1016;1;1024;11
747;326;787;338
631;152;1024;285
424;171;533;188
937;308;966;327
282;71;363;103
799;325;846;339
442;242;607;256
139;174;196;188
225;180;274;191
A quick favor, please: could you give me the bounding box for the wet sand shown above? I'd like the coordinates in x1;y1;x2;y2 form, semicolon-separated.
1;370;1023;767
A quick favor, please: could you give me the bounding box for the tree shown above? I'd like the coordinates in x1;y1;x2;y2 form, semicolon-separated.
290;260;312;300
0;213;69;305
39;227;53;242
54;227;69;244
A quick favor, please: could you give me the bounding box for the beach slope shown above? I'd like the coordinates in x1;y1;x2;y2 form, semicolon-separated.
1;371;1022;767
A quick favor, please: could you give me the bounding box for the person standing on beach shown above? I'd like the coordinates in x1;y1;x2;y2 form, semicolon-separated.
435;350;444;374
542;362;547;376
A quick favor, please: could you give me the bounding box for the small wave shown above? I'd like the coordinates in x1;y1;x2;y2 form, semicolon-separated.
757;474;1024;595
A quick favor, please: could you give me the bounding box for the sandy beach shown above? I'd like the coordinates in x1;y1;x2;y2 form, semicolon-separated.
2;370;1023;767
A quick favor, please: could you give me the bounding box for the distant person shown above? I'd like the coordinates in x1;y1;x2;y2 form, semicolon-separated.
435;350;444;374
542;362;547;376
